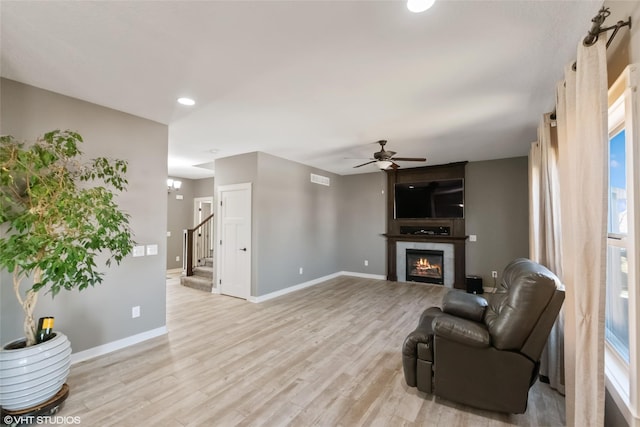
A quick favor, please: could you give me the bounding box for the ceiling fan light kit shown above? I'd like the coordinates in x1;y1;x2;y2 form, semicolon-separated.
376;160;393;170
407;0;435;13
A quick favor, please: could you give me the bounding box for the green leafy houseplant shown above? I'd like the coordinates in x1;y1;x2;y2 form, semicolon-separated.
0;130;134;347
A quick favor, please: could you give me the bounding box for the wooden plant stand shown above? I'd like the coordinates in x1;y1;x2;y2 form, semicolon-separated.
0;384;69;426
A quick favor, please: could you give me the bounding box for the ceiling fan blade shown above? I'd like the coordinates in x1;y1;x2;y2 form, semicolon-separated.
390;162;400;170
353;160;377;168
391;157;427;162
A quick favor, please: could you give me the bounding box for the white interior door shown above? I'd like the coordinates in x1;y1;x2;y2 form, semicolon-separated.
217;184;251;299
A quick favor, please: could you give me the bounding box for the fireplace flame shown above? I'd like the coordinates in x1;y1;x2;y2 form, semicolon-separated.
414;258;442;277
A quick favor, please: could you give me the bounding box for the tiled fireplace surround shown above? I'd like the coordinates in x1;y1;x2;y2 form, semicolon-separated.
397;242;454;287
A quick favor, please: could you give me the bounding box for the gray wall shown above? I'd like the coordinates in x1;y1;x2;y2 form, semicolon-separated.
215;152;530;295
214;152;259;292
465;157;529;286
193;177;215;198
166;177;195;270
337;172;387;276
605;389;629;427
0;79;168;352
165;176;215;270
214;152;341;296
254;153;340;295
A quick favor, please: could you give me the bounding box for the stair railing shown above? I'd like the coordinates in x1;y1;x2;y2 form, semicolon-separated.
183;213;214;276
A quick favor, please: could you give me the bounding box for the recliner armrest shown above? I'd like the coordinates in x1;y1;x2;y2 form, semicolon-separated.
402;307;443;358
432;314;490;348
441;291;488;322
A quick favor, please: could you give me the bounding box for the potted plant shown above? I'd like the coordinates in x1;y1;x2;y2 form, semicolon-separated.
0;130;134;411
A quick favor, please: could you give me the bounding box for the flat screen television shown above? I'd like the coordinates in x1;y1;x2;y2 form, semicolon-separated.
394;179;464;219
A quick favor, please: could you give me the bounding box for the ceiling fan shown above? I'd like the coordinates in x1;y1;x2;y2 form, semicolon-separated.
353;140;426;170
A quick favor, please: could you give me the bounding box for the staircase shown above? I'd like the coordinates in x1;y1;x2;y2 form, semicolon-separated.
181;257;214;292
180;213;215;292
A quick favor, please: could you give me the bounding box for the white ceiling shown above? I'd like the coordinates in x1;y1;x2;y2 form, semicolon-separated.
1;0;603;178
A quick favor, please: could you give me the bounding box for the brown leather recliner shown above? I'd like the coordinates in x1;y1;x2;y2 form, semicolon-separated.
402;258;565;414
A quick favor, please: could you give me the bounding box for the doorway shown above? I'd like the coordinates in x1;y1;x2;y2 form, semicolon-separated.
193;197;214;265
194;197;214;227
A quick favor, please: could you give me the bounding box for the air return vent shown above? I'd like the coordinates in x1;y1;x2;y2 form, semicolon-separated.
310;173;330;186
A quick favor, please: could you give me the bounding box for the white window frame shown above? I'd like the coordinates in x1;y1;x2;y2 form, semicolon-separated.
605;64;639;426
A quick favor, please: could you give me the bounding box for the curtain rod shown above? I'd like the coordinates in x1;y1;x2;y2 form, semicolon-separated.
583;7;631;48
571;7;631;71
552;8;631;119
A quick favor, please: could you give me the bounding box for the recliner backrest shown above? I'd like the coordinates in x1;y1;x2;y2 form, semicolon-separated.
484;259;560;351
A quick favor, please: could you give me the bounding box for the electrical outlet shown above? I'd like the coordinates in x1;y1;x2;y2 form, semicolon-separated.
469;234;477;242
299;267;303;275
491;271;498;278
132;306;140;318
364;260;369;266
175;256;180;262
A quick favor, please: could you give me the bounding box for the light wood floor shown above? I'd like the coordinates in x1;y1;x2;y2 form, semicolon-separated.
49;275;565;426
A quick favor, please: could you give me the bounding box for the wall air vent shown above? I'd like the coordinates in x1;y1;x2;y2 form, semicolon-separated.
310;173;330;187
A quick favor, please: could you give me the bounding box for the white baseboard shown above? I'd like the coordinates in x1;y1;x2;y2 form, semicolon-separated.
248;271;386;303
339;271;386;280
166;268;183;274
70;326;167;365
248;272;342;303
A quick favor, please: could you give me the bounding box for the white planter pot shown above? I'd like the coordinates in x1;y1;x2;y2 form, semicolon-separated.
0;332;71;411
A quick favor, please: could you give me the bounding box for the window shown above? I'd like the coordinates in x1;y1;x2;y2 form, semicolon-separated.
606;109;629;363
605;64;639;424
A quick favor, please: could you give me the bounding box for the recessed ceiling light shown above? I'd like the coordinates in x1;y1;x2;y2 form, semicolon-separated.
177;97;195;106
407;0;435;13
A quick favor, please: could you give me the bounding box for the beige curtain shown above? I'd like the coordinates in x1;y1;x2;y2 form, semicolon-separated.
556;37;608;427
529;113;565;394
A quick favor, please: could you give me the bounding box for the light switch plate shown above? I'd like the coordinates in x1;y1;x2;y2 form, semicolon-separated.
146;244;158;256
132;245;145;257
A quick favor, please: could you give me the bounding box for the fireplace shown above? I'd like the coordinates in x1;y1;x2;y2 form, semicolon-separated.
406;249;444;284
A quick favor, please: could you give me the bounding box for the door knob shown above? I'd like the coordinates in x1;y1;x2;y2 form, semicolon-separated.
239;248;247;251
